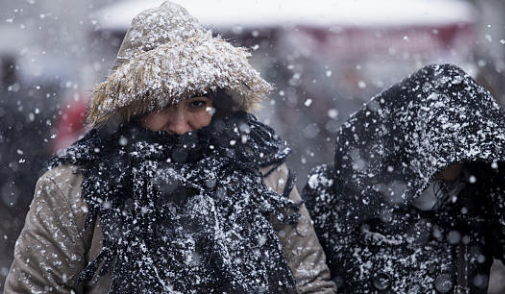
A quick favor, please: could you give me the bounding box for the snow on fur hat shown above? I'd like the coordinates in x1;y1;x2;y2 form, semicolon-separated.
86;1;272;128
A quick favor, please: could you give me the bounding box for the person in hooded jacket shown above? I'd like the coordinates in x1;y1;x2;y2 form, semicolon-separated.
303;64;505;294
4;2;336;294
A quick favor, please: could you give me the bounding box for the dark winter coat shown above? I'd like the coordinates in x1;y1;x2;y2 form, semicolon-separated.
303;64;505;293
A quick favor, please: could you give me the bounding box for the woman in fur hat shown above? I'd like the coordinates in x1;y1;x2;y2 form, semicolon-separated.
4;2;336;293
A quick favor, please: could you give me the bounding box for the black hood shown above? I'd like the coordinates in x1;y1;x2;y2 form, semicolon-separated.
307;64;505;221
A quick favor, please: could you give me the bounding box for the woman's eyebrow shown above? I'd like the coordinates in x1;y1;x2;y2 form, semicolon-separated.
188;94;210;99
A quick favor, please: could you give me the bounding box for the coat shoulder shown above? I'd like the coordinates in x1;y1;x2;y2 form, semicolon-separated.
37;164;89;232
40;164;82;191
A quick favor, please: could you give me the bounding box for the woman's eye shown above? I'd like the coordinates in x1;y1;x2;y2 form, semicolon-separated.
185;96;212;112
190;100;206;107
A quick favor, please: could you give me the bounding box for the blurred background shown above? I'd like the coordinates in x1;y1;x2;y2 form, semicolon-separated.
1;0;505;292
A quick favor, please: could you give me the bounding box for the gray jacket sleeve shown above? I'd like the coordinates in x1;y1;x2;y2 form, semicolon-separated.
4;167;86;294
262;164;337;294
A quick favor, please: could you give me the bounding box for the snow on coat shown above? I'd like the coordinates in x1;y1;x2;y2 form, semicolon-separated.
52;112;300;293
303;64;505;293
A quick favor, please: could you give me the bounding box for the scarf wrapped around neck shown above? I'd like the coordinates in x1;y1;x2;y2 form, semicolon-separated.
51;112;300;294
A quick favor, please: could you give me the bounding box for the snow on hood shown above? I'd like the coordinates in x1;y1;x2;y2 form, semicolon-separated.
86;1;271;128
306;64;505;221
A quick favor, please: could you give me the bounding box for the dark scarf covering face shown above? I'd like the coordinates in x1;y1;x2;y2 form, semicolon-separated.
303;64;505;293
52;111;300;294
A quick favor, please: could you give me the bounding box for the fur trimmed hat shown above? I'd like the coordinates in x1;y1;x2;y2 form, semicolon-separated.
86;1;272;128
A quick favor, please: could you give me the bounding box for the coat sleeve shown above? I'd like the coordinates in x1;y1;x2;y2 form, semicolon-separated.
4;167;87;294
262;164;337;294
